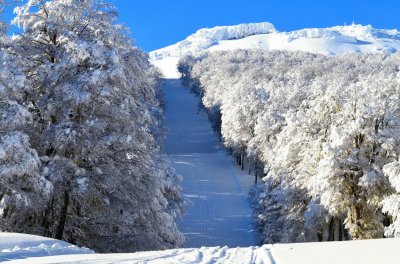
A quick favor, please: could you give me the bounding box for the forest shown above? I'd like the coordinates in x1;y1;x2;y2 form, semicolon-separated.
179;49;400;243
0;0;184;252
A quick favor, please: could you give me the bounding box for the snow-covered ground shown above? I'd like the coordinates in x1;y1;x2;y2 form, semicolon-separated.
0;233;92;261
150;22;400;78
163;79;257;247
2;233;400;263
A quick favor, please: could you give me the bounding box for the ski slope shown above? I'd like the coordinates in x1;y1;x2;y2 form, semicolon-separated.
162;79;257;247
150;22;400;78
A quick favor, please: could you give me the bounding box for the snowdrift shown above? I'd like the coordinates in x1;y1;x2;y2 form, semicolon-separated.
150;22;400;78
0;233;92;261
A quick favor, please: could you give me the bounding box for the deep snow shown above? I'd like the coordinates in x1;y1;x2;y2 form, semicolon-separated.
150;22;400;78
163;79;257;247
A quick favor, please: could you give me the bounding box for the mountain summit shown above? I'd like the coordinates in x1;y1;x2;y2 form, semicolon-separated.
149;22;400;78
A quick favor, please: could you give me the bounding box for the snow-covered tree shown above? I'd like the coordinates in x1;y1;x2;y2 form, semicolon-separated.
382;161;400;237
0;1;51;233
179;49;400;243
12;0;183;252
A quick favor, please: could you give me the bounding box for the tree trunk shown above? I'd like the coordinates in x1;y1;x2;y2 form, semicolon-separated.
248;157;251;174
343;226;350;240
338;218;343;241
328;217;335;241
317;229;323;242
41;196;54;237
55;190;70;240
255;161;257;182
241;151;244;171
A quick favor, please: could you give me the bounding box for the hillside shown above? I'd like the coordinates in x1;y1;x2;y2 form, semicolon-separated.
149;22;400;78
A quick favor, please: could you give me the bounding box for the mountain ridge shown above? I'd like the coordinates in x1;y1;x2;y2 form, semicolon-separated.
149;22;400;78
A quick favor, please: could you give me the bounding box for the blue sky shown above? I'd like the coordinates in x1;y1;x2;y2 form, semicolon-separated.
115;0;400;51
4;0;400;52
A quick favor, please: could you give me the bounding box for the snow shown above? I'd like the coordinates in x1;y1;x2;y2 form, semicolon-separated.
163;79;257;247
2;234;400;263
149;22;400;78
0;233;93;261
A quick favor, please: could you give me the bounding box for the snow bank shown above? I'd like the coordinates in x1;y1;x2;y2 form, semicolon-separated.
2;237;400;263
0;233;93;261
150;22;400;78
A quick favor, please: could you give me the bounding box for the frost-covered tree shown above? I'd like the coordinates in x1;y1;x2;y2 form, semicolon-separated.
0;0;51;233
12;0;183;252
179;49;400;243
382;161;400;237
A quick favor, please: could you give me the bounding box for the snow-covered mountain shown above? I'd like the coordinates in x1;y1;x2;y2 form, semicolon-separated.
149;22;400;78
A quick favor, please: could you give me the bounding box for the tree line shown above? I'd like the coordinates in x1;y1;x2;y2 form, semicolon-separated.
0;0;184;252
179;49;400;243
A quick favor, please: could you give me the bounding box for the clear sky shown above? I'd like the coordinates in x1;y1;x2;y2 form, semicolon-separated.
4;0;400;52
114;0;400;52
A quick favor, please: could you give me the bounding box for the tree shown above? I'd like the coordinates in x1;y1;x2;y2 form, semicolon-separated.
179;48;400;243
0;0;51;233
13;0;183;252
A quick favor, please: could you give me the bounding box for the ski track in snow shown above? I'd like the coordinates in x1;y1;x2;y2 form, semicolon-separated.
5;238;400;263
162;78;257;248
2;246;277;264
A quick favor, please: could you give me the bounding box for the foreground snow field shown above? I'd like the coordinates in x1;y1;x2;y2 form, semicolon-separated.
1;233;400;263
0;233;93;261
150;22;400;78
163;79;256;247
